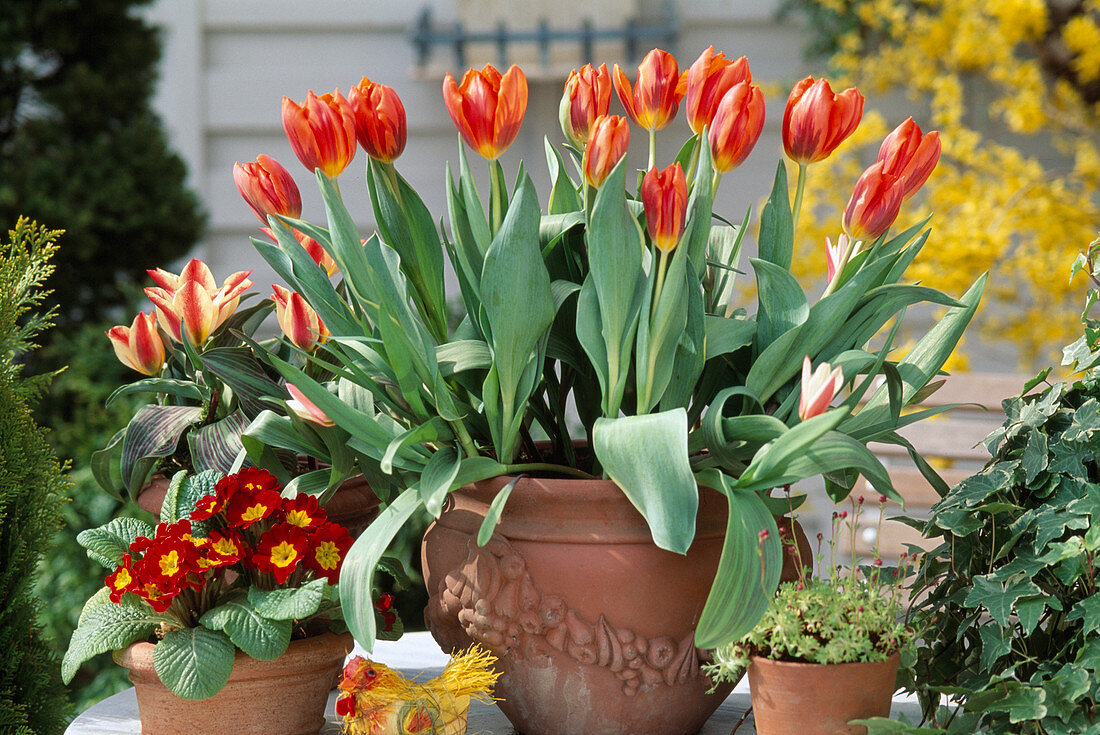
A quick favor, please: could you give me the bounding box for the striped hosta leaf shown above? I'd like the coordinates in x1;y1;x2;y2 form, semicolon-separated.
120;405;204;498
188;410;248;474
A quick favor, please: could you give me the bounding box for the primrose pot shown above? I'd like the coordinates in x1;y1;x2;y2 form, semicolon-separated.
118;631;352;735
421;474;733;735
137;471;380;537
748;651;901;735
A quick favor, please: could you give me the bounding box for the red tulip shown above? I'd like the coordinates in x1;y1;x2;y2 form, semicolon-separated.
843;161;906;241
286;383;335;426
347;77;406;162
613;48;686;132
799;356;844;420
782;77;864;164
145;259;253;345
583;115;630;187
560;63;612;148
281;90;357;178
233;154;302;224
271;284;329;352
878;117;941;200
442;64;528;160
106;311;165;375
685;47;751;135
641;163;688;253
708;82;766;173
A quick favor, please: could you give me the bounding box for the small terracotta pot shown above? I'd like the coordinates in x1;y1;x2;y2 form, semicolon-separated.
118;631;352;735
136;471;380;538
748;651;901;735
422;475;734;735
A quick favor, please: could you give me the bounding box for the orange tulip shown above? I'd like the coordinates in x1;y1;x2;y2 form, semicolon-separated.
145;259;253;345
233;154;302;225
613;48;686;132
684;47;751;135
442;64;528;160
877;117;941;200
843;161;906;241
583;115;630;188
782;77;864;164
347;77;406;163
708;82;766;173
106;311;165;376
559;64;612;148
641;163;688;253
799;356;844;420
271;284;329;352
281;90;357;178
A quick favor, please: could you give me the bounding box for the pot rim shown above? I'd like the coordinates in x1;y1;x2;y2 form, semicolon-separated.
749;649;902;671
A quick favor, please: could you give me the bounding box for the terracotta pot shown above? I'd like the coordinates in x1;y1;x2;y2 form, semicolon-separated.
748;652;901;735
118;631;352;735
421;475;734;735
136;471;380;538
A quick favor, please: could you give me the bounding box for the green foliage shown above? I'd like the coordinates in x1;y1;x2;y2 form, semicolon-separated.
904;249;1100;733
0;0;204;327
0;219;72;734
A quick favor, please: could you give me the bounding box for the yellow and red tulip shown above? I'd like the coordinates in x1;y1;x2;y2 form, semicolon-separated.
271;284;329;352
583;114;630;187
106;311;165;376
281;90;358;178
641;163;688;253
685;47;751;135
843;161;906;241
782;76;864;165
286;383;335;426
442;64;528;160
232;154;302;224
708;81;766;173
347;77;406;163
613;48;686;132
559;63;612;148
145;259;253;346
798;356;844;421
877;117;941;200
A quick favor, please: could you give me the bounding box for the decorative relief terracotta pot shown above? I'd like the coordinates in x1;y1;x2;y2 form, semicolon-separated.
748;651;901;735
118;631;352;735
421;475;734;735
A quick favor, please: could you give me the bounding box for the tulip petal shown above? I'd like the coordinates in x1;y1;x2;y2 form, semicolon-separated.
173;280;215;346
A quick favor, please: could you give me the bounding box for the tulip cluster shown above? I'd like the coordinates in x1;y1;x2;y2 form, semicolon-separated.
105;468;353;614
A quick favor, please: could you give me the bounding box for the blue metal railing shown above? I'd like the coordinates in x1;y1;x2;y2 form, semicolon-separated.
411;4;679;70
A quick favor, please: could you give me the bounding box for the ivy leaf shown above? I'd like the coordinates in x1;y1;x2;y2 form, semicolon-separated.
1066;594;1100;636
1021;429;1048;484
978;624;1011;672
1049;441;1086;478
949;469;1010;508
964;575;1041;627
1015;597;1048;635
1033;508;1090;551
1068;484;1100;521
985;684;1047;724
1064;399;1100;443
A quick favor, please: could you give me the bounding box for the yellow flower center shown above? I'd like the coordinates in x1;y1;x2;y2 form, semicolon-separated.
271;541;299;568
159;550;180;577
113;568;132;589
314;542;340;570
286;509;312;527
241;503;269;523
212;538;238;556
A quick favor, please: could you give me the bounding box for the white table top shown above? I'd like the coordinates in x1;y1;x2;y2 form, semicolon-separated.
66;632;921;734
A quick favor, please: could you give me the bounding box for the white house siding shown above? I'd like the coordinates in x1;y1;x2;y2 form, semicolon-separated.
146;0;815;290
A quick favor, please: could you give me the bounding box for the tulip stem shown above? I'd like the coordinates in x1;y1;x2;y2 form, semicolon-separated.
503;463;596;480
648;129;657;171
653;247;670;319
450;419;480;459
488;160;506;237
792;162;807;233
711;170;723;197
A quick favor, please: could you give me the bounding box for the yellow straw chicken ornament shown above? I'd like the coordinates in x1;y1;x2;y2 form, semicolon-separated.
337;645;500;735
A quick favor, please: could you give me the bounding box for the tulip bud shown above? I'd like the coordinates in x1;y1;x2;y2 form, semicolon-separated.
613;48;686;132
641;163;688;253
783;77;864;164
583;115;630;188
106;311;165;376
878;117;941;200
685;47;751;135
843;161;906;241
443;64;528;160
798;355;844;421
271;285;329;352
559;64;612;148
708;81;766;173
286;383;335;426
281;90;357;177
233;154;302;224
348;77;407;162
